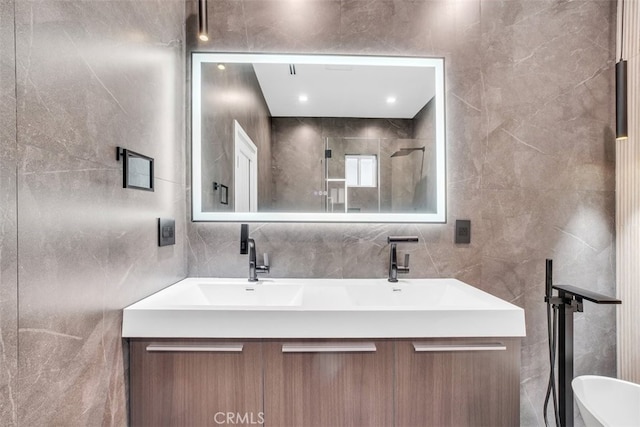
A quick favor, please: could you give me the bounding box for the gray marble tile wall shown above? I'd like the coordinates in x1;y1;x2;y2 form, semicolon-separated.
190;1;617;425
412;99;437;212
0;0;18;424
201;62;272;212
271;117;413;212
390;139;428;212
0;0;187;424
270;118;327;212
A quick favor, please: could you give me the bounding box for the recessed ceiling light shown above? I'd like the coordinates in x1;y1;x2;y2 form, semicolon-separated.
299;94;308;102
217;63;226;70
386;96;397;104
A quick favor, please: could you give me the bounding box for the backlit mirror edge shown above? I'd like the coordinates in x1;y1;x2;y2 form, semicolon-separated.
191;52;447;223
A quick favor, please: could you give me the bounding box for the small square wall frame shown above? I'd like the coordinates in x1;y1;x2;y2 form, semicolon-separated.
117;147;154;191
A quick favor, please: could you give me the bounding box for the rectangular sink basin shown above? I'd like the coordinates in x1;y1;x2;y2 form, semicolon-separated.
345;281;496;308
130;279;303;307
122;278;526;339
196;284;303;306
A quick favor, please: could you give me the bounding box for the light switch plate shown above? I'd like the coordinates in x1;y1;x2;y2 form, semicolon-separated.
158;218;175;247
455;219;471;244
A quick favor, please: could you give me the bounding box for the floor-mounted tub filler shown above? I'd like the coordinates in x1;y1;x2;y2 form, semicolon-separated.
572;375;640;427
542;259;622;427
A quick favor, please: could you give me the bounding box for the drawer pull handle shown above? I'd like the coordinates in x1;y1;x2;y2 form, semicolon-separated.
413;343;506;352
146;344;244;352
282;343;377;353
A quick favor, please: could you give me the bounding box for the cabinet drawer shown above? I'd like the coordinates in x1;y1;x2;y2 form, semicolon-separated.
264;340;393;427
130;339;263;427
395;338;520;427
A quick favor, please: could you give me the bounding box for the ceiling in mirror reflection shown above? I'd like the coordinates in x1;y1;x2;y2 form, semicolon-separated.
251;63;436;118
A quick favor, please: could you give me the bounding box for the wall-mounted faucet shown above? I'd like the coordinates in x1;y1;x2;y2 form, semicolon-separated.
387;236;419;282
240;224;270;282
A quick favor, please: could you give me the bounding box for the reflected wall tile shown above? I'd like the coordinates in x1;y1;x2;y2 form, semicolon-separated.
361;119;413;139
271;118;325;212
200;62;272;211
270;117;416;213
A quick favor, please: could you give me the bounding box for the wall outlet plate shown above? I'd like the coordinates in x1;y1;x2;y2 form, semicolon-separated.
158;218;175;247
455;219;471;244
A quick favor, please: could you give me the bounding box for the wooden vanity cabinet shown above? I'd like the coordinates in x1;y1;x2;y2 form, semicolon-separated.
129;338;520;427
129;339;263;427
395;338;521;427
263;341;394;427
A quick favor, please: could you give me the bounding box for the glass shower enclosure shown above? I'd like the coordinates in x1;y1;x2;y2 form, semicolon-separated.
323;137;434;214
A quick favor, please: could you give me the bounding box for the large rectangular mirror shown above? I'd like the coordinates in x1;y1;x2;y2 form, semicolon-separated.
192;53;446;222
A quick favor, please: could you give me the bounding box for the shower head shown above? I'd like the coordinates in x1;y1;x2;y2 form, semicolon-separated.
390;146;425;158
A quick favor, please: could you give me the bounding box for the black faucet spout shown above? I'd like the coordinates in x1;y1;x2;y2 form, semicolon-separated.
241;224;270;282
248;238;258;282
389;244;398;282
387;236;417;282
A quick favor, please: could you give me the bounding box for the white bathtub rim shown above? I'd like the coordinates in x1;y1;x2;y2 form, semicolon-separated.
572;375;640;427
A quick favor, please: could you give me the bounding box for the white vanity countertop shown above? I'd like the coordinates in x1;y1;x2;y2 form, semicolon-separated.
122;278;526;338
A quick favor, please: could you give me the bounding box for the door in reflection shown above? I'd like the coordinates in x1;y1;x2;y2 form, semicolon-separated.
234;121;258;212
